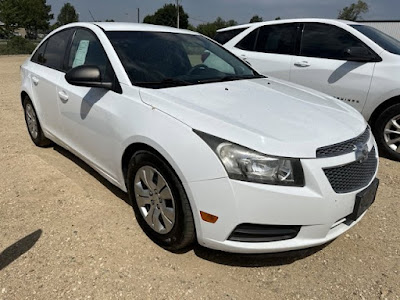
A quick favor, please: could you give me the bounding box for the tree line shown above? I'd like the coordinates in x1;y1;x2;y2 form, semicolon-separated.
0;0;369;39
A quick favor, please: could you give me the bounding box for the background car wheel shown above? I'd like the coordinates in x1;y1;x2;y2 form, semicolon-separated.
127;150;195;251
373;103;400;161
23;97;51;147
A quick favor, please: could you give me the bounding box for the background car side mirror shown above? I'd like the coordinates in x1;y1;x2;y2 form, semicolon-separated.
65;65;114;90
344;47;381;62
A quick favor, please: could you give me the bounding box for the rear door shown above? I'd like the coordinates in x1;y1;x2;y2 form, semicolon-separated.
230;23;299;80
30;29;74;138
289;23;376;112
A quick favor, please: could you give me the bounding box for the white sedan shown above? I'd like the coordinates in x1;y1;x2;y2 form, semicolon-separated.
20;22;379;253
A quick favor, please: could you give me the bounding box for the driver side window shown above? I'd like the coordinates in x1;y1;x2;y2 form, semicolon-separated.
300;23;371;60
67;29;113;81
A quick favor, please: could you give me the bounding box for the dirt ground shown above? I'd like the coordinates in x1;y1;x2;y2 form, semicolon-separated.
0;55;399;300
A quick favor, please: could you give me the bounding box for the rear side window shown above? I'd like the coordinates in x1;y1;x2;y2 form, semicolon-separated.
255;24;297;55
31;40;48;64
351;25;400;55
236;29;259;51
44;29;74;71
67;29;113;82
214;28;248;44
300;23;370;60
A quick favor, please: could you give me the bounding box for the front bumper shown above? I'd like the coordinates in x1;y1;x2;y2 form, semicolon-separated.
185;139;378;254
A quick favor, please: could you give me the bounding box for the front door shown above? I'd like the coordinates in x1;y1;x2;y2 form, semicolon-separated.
289;23;376;112
57;28;122;178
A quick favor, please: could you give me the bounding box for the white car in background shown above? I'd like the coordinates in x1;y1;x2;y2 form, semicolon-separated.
216;18;400;161
20;22;379;253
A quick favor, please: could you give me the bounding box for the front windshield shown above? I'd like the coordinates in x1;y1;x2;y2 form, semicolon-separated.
106;31;261;88
351;25;400;55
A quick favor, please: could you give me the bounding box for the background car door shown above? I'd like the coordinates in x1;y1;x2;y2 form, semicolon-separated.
232;24;298;80
57;28;123;178
30;29;74;137
289;23;376;112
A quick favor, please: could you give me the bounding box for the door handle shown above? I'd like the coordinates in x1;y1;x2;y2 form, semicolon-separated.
58;91;69;102
294;61;310;68
32;76;39;85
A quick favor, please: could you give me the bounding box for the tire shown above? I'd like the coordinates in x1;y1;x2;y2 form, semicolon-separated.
372;103;400;161
23;97;51;147
127;150;195;251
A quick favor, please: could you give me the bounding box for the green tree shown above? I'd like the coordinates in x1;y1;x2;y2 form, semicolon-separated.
338;0;369;21
275;16;281;20
105;19;115;22
56;2;79;26
143;4;189;29
250;15;263;23
0;0;53;38
196;17;237;38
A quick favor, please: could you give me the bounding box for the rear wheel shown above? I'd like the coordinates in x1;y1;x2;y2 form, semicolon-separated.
373;103;400;161
23;97;51;147
127;150;195;251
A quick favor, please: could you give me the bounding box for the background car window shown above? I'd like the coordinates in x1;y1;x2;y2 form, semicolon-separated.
300;23;370;60
43;29;74;71
67;29;113;81
214;28;248;44
31;40;48;64
255;24;297;55
235;28;259;51
351;25;400;55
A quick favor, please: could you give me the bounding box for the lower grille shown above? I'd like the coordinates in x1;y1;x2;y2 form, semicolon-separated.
324;147;377;194
228;223;301;243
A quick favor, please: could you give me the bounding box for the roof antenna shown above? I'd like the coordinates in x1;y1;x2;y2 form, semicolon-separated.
88;10;96;22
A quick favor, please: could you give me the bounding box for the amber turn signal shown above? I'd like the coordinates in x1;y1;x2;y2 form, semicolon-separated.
200;211;219;223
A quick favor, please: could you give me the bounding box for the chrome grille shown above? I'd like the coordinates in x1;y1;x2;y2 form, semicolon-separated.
324;147;377;194
316;128;370;158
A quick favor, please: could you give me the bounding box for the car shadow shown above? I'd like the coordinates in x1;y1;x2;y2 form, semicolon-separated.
53;145;130;205
328;61;365;84
191;242;331;267
0;229;42;270
80;88;108;120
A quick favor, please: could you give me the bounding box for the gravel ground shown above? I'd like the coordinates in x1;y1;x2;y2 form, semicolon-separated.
0;55;399;300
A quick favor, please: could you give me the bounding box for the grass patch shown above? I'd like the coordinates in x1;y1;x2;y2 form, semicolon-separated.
0;37;36;55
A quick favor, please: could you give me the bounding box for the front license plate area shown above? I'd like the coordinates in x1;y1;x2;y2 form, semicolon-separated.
348;178;379;221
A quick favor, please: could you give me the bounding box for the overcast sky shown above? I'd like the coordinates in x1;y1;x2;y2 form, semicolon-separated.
47;0;399;26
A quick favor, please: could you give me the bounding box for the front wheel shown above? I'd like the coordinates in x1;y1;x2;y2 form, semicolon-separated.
373;103;400;161
127;150;195;251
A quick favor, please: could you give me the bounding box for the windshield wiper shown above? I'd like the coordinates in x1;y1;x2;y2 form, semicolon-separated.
134;78;194;88
197;74;265;84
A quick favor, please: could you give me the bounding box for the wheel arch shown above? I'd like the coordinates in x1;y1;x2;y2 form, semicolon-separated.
368;95;400;128
120;140;189;192
120;141;202;237
21;90;30;106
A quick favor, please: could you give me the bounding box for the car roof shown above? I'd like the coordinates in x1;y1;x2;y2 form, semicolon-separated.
93;22;198;35
217;18;358;32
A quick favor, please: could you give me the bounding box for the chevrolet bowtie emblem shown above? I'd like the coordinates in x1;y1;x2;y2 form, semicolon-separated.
354;143;369;163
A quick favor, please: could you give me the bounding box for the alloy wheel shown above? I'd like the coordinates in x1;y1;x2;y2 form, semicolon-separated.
25;103;39;139
383;114;400;153
134;166;176;234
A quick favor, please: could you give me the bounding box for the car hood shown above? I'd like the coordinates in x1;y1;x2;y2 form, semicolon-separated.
139;77;367;158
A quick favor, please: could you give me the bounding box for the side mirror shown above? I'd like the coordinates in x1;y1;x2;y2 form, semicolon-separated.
65;65;113;90
344;47;379;62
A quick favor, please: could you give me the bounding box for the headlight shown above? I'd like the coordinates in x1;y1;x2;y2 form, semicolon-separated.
195;130;304;186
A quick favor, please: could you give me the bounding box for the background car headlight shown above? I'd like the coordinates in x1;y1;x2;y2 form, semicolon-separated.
195;130;304;186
